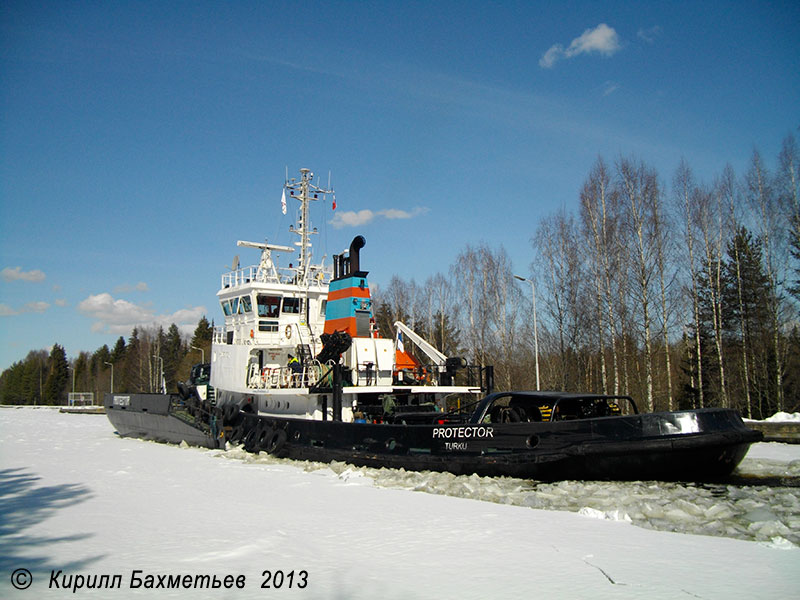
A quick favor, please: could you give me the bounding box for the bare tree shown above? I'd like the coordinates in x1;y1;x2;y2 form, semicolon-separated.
651;170;676;410
745;150;785;411
777;134;800;304
617;157;659;411
720;165;753;417
777;133;800;229
452;244;491;368
697;181;730;407
674;160;705;407
424;272;459;354
579;157;623;394
484;246;523;389
532;210;584;390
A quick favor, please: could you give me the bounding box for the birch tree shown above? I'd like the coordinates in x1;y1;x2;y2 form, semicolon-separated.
745;151;784;411
617;158;659;411
697;182;730;407
532;210;583;390
452;244;492;368
579;157;622;394
719;165;753;416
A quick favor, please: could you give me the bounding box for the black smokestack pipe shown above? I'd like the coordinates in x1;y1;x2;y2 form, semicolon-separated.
349;236;366;274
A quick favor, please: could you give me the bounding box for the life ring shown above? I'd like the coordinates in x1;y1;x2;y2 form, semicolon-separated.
285;325;292;339
266;429;287;454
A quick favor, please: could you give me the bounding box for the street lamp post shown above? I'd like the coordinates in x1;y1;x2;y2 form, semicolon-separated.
191;346;205;363
514;275;540;391
104;361;114;394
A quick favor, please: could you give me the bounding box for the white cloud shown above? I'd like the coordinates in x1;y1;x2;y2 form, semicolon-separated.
113;281;150;293
539;23;621;68
330;209;377;228
1;266;46;282
539;45;564;69
603;81;620;96
330;207;429;229
0;301;50;316
381;207;429;220
23;301;50;313
637;25;662;44
78;292;206;335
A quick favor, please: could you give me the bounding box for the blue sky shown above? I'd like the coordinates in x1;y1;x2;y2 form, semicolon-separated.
1;1;798;370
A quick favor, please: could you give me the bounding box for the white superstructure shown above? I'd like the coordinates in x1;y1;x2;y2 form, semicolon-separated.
209;168;482;422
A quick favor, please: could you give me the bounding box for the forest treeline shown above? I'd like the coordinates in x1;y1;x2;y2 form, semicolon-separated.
372;132;800;419
2;132;799;417
0;318;213;405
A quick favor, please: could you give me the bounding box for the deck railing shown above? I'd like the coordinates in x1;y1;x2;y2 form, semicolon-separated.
220;265;330;290
247;362;324;390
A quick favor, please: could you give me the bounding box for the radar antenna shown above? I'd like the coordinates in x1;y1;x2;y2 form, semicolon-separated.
237;240;294;282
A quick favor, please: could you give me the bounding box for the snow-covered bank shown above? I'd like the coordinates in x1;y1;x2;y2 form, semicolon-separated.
762;412;800;423
1;408;798;599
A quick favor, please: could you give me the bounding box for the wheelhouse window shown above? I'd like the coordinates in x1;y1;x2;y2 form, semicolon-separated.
258;320;279;332
221;300;233;316
230;297;239;315
282;297;303;314
240;295;252;313
257;295;281;318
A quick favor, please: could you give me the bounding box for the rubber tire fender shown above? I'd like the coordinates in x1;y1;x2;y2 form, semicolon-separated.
266;429;287;454
243;424;262;453
229;422;245;443
224;403;240;425
256;425;275;452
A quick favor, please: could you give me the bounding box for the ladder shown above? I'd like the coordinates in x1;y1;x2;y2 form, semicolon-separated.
296;343;313;366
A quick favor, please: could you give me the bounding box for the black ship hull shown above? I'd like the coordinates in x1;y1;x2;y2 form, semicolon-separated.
105;392;761;481
244;408;759;481
104;393;219;449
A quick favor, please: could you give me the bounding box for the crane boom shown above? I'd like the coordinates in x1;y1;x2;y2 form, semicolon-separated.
393;321;447;366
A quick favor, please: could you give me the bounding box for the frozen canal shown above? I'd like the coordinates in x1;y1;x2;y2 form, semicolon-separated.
1;407;798;599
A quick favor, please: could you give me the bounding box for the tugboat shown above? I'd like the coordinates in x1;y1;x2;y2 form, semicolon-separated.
106;168;762;481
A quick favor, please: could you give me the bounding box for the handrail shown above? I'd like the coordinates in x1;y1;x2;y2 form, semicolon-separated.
246;361;323;390
221;264;330;290
310;363;336;391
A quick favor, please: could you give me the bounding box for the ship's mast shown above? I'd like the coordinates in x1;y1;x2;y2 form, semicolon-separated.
284;168;332;284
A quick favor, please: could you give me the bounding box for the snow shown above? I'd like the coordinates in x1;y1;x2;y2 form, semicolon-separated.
744;411;800;423
764;412;800;423
1;407;799;599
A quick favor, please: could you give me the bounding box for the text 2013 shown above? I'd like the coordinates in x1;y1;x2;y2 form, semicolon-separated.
261;570;308;589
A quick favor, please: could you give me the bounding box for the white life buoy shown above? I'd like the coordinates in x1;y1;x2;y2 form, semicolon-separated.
285;325;292;339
